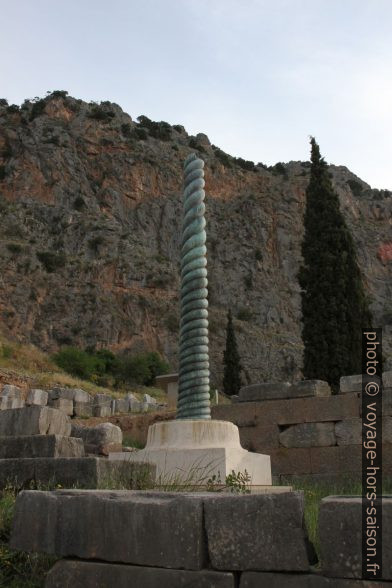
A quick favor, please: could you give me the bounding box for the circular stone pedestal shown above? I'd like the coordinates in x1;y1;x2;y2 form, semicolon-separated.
109;420;272;486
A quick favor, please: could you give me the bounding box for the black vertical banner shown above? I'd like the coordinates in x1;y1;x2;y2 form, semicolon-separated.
362;328;382;580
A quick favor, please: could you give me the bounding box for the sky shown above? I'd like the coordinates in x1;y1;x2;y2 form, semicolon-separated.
1;0;392;189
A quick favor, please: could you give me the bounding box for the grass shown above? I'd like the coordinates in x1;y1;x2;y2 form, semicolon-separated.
285;476;392;560
0;334;163;403
0;490;56;588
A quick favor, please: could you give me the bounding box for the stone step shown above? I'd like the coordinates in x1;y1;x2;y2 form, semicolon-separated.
10;490;309;572
0;406;71;437
0;457;154;490
0;435;84;458
45;560;234;588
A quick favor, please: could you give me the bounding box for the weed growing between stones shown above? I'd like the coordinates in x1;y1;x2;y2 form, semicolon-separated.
0;489;57;587
284;476;392;561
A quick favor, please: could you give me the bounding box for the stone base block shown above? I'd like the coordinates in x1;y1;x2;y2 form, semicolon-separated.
0;406;71;437
109;420;272;485
48;398;74;416
319;496;392;580
0;397;25;410
0;435;84;458
26;389;48;407
11;489;309;572
239;380;331;402
45;560;235;588
0;457;154;490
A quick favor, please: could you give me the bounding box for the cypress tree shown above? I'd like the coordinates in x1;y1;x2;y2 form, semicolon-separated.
223;309;243;396
299;137;371;390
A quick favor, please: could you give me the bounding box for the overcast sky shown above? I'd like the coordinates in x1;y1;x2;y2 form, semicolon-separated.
1;0;392;189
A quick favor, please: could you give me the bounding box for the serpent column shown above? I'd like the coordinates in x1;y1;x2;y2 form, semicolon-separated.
177;153;211;420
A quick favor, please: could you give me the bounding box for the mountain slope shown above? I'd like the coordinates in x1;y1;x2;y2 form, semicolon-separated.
0;93;391;384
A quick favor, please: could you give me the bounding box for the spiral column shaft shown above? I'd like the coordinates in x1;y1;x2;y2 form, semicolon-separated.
177;153;211;420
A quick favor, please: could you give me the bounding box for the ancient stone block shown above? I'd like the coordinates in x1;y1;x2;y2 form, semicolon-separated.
339;375;362;394
269;448;312;475
93;405;112;417
239;423;280;451
335;419;361;445
74;401;93;417
113;397;129;414
0;458;154;490
45;560;235;588
49;387;91;403
26;389;48;406
71;423;122;455
319;496;392;580
1;384;23;399
212;403;257;427
11;490;206;569
280;423;336;448
48;398;74;416
0;435;84;458
204;492;310;571
290;380;331;397
240;571;388;587
239;382;292;402
0;406;71;437
383;371;392;388
0;397;25;410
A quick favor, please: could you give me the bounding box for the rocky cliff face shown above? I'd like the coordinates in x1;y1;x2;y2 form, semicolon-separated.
0;93;391;385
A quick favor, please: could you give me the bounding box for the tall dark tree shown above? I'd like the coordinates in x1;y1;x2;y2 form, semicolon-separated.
299;138;371;390
223;309;243;396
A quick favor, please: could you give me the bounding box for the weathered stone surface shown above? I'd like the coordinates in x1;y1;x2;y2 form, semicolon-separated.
335;418;392;445
0;406;71;437
280;423;336;448
71;422;122;455
269;448;312;475
49;388;91;404
1;385;23;399
0;397;25;410
383;371;392;388
0;458;154;490
26;389;48;406
113;397;129;414
93;405;112;417
48;398;74;416
74;401;93;417
241;571;388;587
11;490;206;569
339;375;362;394
319;496;392;579
290;380;331;397
0;435;84;458
239;382;292;402
335;419;362;445
45;560;235;588
239;380;331;403
204;492;310;571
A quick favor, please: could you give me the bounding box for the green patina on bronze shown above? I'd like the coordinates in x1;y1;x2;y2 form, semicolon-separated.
177;153;211;420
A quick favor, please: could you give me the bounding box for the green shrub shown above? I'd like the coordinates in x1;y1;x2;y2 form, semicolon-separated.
244;274;253;290
270;162;287;176
347;179;363;197
36;251;66;273
255;248;262;261
53;347;105;380
212;145;232;167
88;104;115;121
73;196;86;211
88;236;105;251
237;308;253;322
165;313;179;333
116;351;169;386
136;116;171;141
29;99;46;121
50;90;68;99
6;243;22;254
234;157;256;171
0;166;6;180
